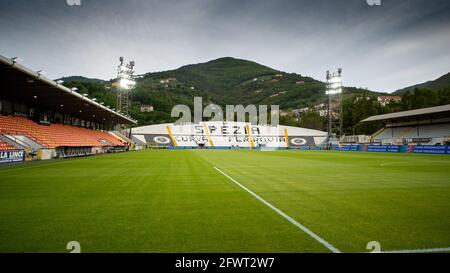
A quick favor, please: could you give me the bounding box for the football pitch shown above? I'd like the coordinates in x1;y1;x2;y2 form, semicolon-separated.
0;150;449;253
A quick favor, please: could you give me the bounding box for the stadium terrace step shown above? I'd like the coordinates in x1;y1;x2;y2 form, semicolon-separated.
0;115;125;148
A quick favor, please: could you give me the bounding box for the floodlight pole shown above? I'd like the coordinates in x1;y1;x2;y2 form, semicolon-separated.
325;68;343;146
116;87;129;115
338;68;343;139
326;71;332;145
116;57;135;116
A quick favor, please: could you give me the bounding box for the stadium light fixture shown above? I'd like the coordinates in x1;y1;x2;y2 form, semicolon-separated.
71;87;78;92
82;93;89;97
33;95;38;99
119;78;136;90
60;104;64;107
325;74;342;95
37;70;46;77
116;57;136;115
56;80;64;84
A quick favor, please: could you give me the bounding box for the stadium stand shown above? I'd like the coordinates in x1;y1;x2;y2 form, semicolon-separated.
340;135;370;144
131;121;327;149
0;140;15;150
362;105;450;146
0;54;137;162
1;134;43;151
0;115;125;148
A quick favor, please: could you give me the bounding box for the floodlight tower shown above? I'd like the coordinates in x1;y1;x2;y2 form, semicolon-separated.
325;68;343;145
116;57;136;115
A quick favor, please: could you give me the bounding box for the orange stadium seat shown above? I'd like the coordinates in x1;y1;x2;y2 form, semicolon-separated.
0;141;16;151
0;115;125;148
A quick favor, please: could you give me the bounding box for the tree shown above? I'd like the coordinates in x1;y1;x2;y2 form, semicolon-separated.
401;88;438;110
437;88;450;105
299;111;325;131
342;94;384;135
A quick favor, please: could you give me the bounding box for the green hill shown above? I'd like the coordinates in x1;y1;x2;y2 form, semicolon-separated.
56;76;106;83
144;57;279;104
394;72;450;94
61;57;384;126
138;57;382;109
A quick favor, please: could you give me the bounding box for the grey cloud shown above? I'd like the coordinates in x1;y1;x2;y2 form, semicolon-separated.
0;0;449;92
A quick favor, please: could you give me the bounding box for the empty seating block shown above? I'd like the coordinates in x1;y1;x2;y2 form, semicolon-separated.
373;123;450;142
0;141;16;150
0;115;125;148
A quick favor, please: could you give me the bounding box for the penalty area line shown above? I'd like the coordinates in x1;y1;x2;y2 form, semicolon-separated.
213;166;341;253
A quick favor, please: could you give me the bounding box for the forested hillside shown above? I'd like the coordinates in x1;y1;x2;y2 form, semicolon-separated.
59;57;450;134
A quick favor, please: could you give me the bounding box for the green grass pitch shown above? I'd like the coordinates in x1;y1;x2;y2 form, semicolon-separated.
0;150;449;253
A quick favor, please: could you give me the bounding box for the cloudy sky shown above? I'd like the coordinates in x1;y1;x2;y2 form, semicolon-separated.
1;0;449;92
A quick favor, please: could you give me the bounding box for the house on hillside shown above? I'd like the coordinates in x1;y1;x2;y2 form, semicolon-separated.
140;105;154;112
292;107;310;116
354;96;371;102
159;77;177;85
377;96;401;106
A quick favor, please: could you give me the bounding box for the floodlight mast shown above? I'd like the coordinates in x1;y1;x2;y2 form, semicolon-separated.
116;56;136;116
325;68;343;146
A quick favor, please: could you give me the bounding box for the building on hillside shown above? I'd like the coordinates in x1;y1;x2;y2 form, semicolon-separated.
314;103;339;118
318;109;328;117
140;105;154;112
314;103;327;110
279;110;290;117
377;96;401;106
292;107;310;116
159;78;177;84
354;96;371;102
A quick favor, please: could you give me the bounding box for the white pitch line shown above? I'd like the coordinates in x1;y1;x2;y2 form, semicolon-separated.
381;247;450;253
214;166;341;253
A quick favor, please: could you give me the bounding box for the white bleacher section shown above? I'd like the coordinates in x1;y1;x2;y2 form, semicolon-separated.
341;135;371;144
372;123;450;145
415;124;450;138
132;121;327;148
